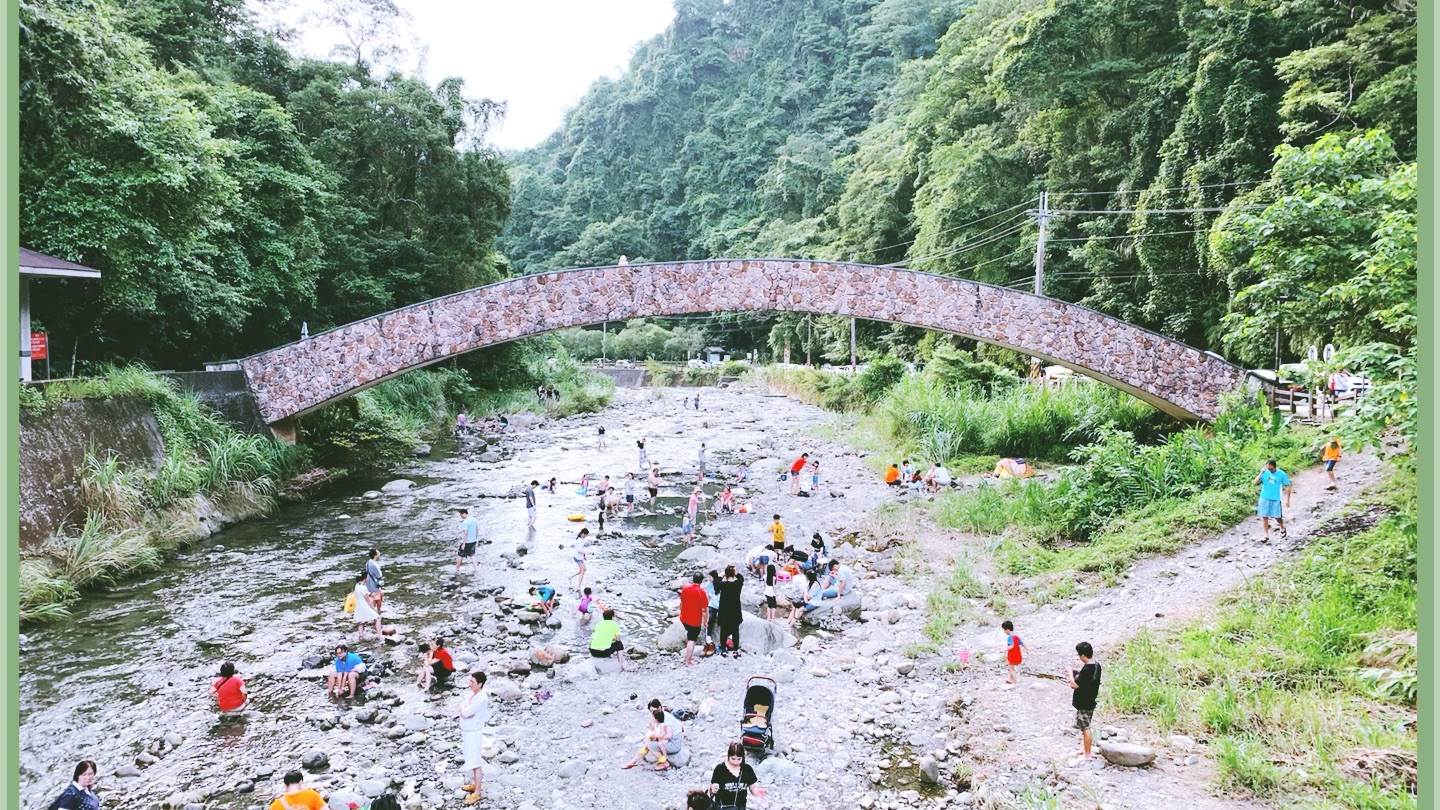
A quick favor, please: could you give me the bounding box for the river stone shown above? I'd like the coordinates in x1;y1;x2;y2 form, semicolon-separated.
380;479;415;493
491;680;524;702
402;715;431;732
478;451;502;463
557;760;589;779
114;766;142;779
411;445;432;457
656;614;795;655
358;779;388;798
1099;742;1156;767
302;750;329;770
800;591;863;624
674;546;713;564
363;491;383;500
918;757;940;784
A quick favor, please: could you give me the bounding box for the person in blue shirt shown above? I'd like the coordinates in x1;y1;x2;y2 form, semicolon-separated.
328;644;366;698
455;508;481;575
1254;459;1293;542
528;585;559;616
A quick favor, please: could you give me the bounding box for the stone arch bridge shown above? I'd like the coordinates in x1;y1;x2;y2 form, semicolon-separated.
236;260;1247;434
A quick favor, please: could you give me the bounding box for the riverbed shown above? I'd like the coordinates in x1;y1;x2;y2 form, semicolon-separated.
20;386;943;810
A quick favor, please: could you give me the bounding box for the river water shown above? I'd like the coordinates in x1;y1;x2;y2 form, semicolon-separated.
19;386;884;810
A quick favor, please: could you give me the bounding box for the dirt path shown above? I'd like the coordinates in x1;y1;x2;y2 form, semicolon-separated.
932;453;1384;809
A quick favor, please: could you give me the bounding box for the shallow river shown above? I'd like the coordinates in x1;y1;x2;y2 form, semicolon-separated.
19;386;877;810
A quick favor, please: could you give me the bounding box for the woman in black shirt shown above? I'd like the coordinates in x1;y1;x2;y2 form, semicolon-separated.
716;566;744;657
709;742;763;809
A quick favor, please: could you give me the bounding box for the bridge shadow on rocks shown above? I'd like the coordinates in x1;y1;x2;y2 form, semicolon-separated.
234;259;1247;431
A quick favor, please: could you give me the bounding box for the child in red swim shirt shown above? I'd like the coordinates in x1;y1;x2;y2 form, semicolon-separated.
1002;620;1026;688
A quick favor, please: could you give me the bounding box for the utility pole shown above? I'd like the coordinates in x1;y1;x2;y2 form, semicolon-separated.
602;320;607;364
850;317;857;375
806;315;812;367
1034;190;1049;296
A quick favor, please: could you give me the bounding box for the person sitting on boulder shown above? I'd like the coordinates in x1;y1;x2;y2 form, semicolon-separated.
621;700;685;771
825;560;857;598
717;485;737;514
787;570;826;628
528;585;559;616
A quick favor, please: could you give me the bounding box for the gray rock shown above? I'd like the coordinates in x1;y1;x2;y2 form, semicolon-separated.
918;757;940;784
800;590;863;624
557;760;589;779
656;614;795;655
114;766;142;779
1098;742;1157;767
478;451;502;463
401;715;430;732
358;779;388;798
301;750;329;770
363;490;383;500
411;444;432;457
163;731;184;747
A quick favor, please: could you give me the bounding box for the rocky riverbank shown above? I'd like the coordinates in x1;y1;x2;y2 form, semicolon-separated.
22;385;1379;810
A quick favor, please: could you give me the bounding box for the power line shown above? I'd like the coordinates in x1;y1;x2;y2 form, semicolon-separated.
868;198;1038;255
889;222;1028;267
1049;180;1263;198
1048;228;1209;243
1045;205;1268;215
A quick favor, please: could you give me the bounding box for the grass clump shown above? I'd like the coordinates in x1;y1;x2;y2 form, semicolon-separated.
925;398;1313;576
1103;475;1417;807
21;366;300;621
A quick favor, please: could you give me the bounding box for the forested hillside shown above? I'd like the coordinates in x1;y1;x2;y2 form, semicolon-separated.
21;0;510;369
502;0;1415;358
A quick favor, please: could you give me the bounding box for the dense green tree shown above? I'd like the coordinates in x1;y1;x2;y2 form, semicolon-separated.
21;0;509;369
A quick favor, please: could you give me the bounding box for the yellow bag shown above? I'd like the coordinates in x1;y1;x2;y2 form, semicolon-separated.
343;592;357;614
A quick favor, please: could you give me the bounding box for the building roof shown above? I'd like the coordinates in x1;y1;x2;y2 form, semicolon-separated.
20;247;102;279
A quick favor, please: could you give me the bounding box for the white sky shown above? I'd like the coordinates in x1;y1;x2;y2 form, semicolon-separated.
256;0;678;151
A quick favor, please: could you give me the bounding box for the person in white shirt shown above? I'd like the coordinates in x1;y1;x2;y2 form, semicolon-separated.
458;672;489;805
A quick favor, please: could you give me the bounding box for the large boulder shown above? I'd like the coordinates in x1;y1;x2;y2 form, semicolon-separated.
675;546;716;564
1098;742;1156;767
800;591;863;624
654;615;795;655
380;479;415;493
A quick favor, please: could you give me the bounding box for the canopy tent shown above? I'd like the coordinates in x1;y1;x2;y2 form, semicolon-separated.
19;247;103;381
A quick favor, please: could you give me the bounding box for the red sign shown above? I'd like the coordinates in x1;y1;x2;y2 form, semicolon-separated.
30;332;47;360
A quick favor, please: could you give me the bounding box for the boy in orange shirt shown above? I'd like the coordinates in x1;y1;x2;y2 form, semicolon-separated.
1322;436;1342;490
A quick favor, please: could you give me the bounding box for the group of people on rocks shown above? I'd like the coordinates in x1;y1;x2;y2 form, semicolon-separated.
883;458;954;491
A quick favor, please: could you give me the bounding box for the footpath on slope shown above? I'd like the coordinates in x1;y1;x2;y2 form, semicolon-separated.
932;452;1384;810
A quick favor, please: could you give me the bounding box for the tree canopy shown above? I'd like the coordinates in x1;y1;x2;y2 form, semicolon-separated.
21;0;510;369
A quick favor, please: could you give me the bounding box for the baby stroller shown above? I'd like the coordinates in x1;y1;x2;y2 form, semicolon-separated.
740;676;777;756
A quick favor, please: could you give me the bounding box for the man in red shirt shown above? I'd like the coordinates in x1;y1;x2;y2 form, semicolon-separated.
679;573;709;667
789;453;809;496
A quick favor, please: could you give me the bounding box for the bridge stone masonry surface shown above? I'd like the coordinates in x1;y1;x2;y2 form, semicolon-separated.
238;260;1247;425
